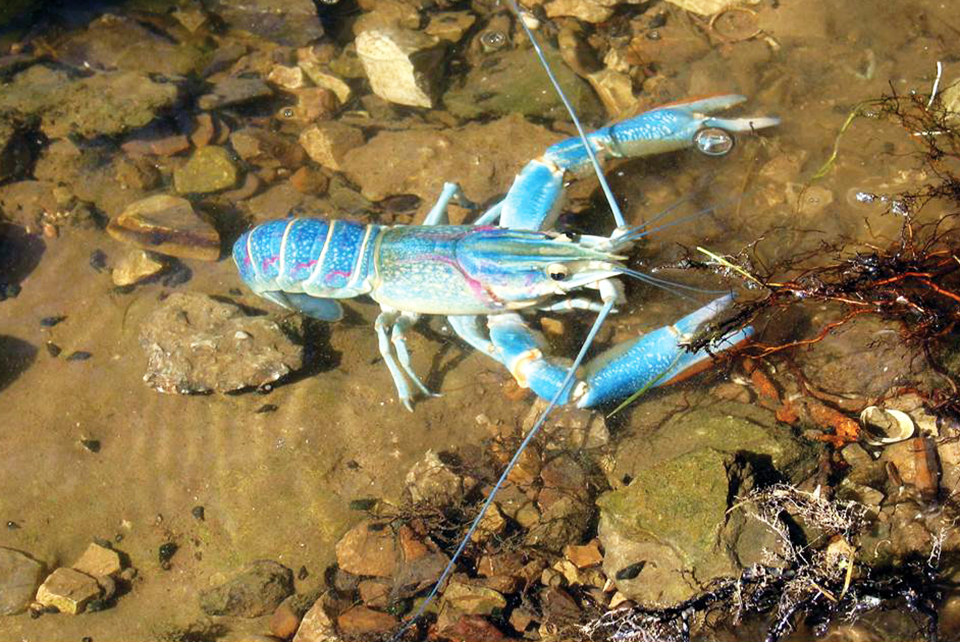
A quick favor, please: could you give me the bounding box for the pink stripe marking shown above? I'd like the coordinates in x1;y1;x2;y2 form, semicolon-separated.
325;269;351;283
261;255;278;272
293;259;318;271
397;254;501;307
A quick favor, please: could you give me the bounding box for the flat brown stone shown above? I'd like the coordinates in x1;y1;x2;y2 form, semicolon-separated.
335;520;398;578
35;568;101;615
336;605;397;636
72;542;122;578
563;541;603;569
107;194;220;261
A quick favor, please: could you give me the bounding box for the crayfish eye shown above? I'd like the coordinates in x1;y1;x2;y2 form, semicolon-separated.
546;263;569;281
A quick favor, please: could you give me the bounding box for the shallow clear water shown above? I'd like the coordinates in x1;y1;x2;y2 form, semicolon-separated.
0;0;958;640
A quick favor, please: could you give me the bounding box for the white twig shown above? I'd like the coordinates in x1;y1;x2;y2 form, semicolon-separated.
926;61;943;110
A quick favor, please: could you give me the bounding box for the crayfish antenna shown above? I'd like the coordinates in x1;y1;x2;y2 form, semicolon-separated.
388;4;622;640
508;1;628;231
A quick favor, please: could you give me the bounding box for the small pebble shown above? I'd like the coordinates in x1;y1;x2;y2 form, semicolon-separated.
256;404;278;414
297;565;308;580
40;315;66;327
192;506;205;521
349;498;378;511
159;542;178;569
67;351;92;361
615;561;645;580
7;520;20;529
80;439;101;453
0;282;20;300
160;263;192;287
89;250;108;272
45;342;62;357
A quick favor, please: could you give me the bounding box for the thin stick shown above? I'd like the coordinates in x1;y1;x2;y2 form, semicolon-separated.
926;61;943;110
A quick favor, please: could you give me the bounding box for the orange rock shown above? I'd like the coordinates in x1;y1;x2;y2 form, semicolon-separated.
335;520;398;578
289;166;328;195
563;541;603;569
270;598;301;639
397;524;429;562
336;605;397;636
806;400;859;447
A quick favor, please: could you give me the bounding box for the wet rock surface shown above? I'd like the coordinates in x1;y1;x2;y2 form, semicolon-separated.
207;0;323;46
334;520;399;579
197;78;274;111
341;114;559;209
111;250;166;286
139;292;303;394
173;146;240;195
292;597;338;642
0;548;44;615
598;448;744;604
199;560;294;618
54;14;205;76
35;567;102;615
0;65;180;139
444;44;602;122
356;26;446;109
107;195;220;261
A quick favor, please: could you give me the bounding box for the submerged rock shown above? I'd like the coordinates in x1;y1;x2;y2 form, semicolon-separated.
597;448;779;605
444;44;602;122
662;0;743;14
340;114;558;212
207;0;323;46
111;250;166;287
336;605;397;637
199;560;294;618
442;580;507;616
71;543;123;579
292;597;338;642
198;78;273;111
335;520;399;578
545;0;617;22
425;11;477;43
0;547;44;615
34;139;143;219
139;292;303;394
35;567;101;615
173;146;240;194
610;400;815;485
405;449;464;505
54;14;205;76
0;65;180;139
355;26;446;108
107;195;220;261
0;118;35;184
300;122;364;172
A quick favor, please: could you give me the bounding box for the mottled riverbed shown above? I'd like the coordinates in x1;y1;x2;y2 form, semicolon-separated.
1;1;959;641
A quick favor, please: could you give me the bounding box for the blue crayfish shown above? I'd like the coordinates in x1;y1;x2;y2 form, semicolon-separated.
233;92;778;411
